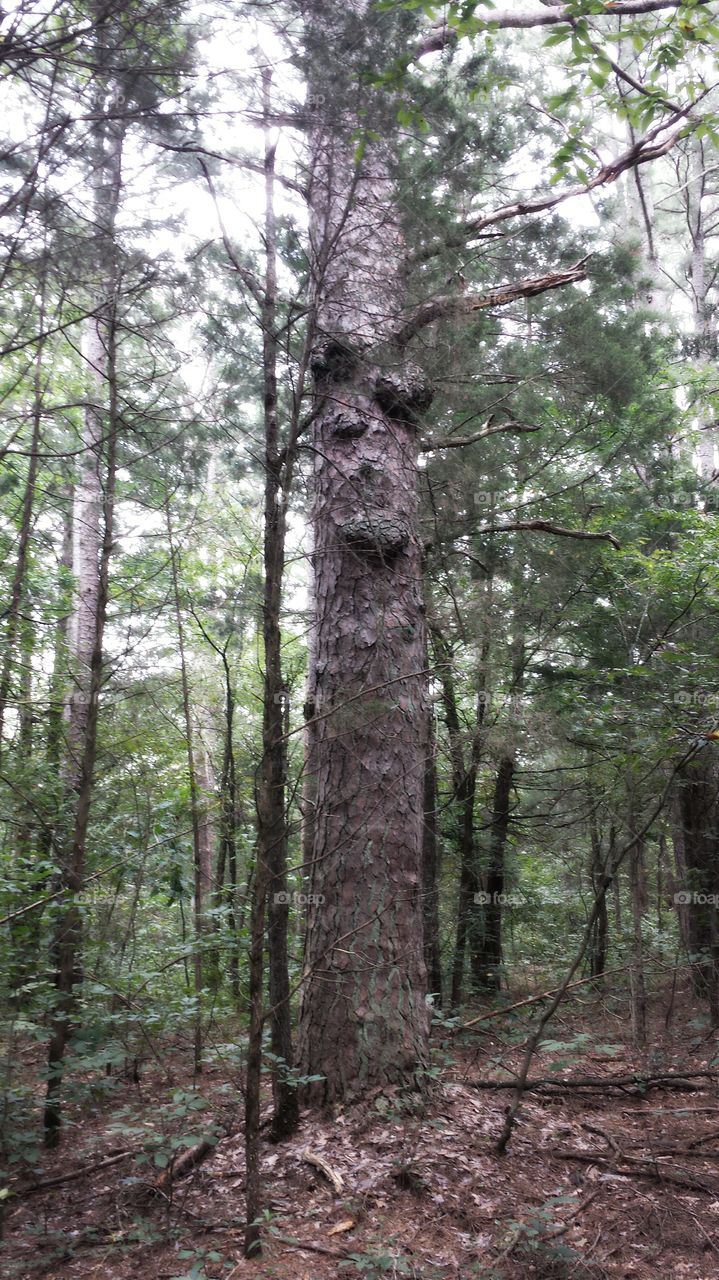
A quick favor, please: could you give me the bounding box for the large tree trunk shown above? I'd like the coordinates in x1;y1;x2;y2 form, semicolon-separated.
296;22;431;1099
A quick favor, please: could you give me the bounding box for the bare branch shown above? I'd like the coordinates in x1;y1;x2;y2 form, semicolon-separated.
197;158;265;307
158;141;307;197
420;417;541;451
416;119;689;262
473;518;621;548
395;261;588;346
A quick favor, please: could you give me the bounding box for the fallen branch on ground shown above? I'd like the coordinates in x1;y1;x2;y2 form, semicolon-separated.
472;1070;717;1094
454;965;633;1033
11;1148;136;1199
301;1148;344;1193
552;1148;716;1195
273;1232;352;1259
154;1133;233;1195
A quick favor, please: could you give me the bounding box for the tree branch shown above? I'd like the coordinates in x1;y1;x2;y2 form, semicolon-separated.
159;142;307;197
197;158;265;307
395;261;588;346
415;0;712;50
415;118;689;262
420;417;541;451
473;519;621;548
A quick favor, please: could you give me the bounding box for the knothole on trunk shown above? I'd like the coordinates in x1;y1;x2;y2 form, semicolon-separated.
374;364;433;425
341;513;410;561
310;338;359;384
328;410;368;439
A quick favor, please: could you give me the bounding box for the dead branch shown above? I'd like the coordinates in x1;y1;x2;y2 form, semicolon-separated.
688;1126;719;1149
472;519;620;548
415;119;688;262
420;417;541;451
545;1188;602;1238
273;1232;352;1259
12;1149;136;1199
581;1122;622;1157
472;1070;718;1094
454;964;634;1032
301;1148;344;1193
394;262;588;346
153;1135;226;1195
552;1148;716;1195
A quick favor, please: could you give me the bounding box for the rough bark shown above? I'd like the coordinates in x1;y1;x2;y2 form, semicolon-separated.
296;18;431;1099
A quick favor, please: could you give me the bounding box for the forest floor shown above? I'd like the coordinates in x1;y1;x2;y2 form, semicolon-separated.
4;980;719;1280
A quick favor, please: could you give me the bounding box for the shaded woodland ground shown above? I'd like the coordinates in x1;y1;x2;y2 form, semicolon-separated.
4;971;719;1280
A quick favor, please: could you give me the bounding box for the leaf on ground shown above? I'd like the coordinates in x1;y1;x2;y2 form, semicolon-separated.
328;1218;355;1235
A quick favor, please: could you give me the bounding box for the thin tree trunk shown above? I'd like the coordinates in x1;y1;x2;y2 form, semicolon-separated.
587;768;609;982
472;621;520;994
218;645;240;1004
477;754;515;993
422;709;443;1003
167;513;205;1076
43;71;124;1142
44;308;120;1145
257;66;298;1145
244;63;303;1257
430;626;485;1009
672;755;719;1019
46;488;73;772
629;830;648;1047
0;284;46;756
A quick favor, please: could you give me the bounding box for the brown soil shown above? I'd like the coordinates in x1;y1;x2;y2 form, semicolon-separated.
4;984;719;1280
